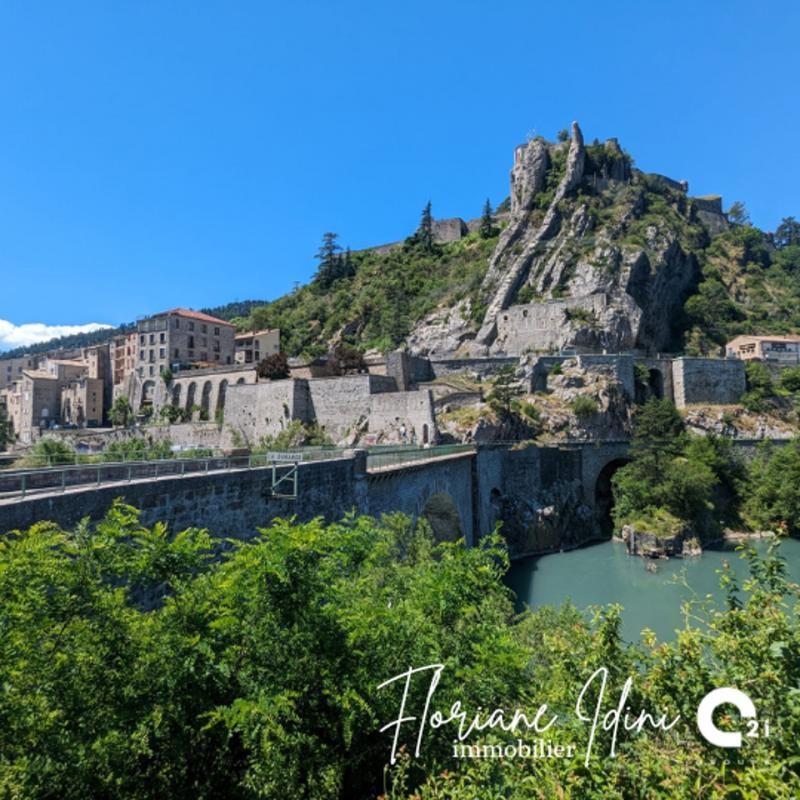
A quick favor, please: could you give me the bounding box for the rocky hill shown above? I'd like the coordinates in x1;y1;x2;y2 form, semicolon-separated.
243;121;799;360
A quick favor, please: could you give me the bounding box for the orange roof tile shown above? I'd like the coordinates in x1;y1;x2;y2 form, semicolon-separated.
160;308;234;327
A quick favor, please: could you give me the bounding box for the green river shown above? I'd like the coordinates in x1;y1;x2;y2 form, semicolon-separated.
506;537;800;642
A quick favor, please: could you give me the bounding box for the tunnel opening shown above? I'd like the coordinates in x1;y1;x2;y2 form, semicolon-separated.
648;369;664;399
595;458;631;537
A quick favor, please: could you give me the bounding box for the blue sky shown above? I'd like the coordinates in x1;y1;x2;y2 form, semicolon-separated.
0;0;798;347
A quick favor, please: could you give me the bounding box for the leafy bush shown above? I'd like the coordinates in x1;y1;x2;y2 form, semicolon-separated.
254;420;333;451
571;395;598;417
256;352;290;380
102;437;173;463
2;503;799;798
779;366;800;394
23;437;77;467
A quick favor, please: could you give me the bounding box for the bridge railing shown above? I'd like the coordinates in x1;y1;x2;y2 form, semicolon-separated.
366;443;476;471
0;449;350;501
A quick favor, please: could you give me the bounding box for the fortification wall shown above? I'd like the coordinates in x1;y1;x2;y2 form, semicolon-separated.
672;357;746;408
495;294;608;355
368;389;436;444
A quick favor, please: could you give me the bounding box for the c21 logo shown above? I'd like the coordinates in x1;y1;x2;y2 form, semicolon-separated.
696;688;770;747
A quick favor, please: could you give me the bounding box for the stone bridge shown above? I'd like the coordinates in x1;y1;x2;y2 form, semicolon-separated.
0;442;636;548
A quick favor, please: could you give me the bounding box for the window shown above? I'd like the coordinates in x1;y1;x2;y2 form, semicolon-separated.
214;327;220;335
140;335;145;345
159;348;165;359
188;321;195;331
149;366;155;377
149;334;155;345
149;350;155;363
201;336;207;346
160;332;166;343
139;350;145;361
174;348;180;359
188;336;194;349
201;324;207;333
174;318;180;329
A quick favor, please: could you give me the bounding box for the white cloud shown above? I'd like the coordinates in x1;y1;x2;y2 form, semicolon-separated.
0;319;114;351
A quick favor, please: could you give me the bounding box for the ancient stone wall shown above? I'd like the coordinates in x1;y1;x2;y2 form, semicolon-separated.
368;389;437;444
494;294;608;355
671;357;746;408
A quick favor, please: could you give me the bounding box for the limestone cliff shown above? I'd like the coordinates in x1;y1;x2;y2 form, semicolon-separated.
410;122;729;358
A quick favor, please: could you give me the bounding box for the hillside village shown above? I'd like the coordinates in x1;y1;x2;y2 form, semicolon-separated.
2;123;800;455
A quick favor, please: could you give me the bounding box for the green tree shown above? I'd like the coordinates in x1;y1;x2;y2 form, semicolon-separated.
775;216;800;248
256;351;290;380
745;439;800;535
726;200;750;225
109;396;133;428
780;366;800;393
556;128;569;142
414;201;434;253
487;365;522;417
314;232;343;290
478;198;496;239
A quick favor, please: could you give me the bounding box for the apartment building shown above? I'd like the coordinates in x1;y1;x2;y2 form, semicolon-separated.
234;328;280;364
134;308;235;408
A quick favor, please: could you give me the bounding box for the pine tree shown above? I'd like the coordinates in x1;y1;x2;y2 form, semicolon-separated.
479;198;496;239
417;201;434;253
775;216;800;249
315;232;343;289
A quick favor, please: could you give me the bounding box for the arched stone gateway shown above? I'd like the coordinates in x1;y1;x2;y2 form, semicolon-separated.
648;368;664;399
594;458;631;536
422;492;463;542
185;382;197;413
200;381;213;420
216;379;228;418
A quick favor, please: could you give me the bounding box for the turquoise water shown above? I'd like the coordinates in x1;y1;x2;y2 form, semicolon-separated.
505;538;800;642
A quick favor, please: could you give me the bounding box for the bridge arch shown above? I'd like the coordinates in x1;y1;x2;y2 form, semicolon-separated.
594;457;631;536
421;491;463;542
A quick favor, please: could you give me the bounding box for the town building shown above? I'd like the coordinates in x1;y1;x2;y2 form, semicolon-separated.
235;329;280;365
0;356;38;391
1;355;110;445
725;335;800;364
134;308;235;409
111;332;138;387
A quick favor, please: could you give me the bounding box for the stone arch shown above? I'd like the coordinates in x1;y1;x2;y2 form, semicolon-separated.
422;492;463;542
594;458;631;537
216;379;228;417
171;383;182;407
185;382;197;411
200;381;213;420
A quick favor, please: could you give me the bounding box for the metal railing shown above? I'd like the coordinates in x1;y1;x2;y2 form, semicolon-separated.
366;443;476;470
0;449;349;501
0;444;484;500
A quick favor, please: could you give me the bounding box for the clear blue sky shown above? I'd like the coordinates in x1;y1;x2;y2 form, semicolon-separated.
0;0;798;344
